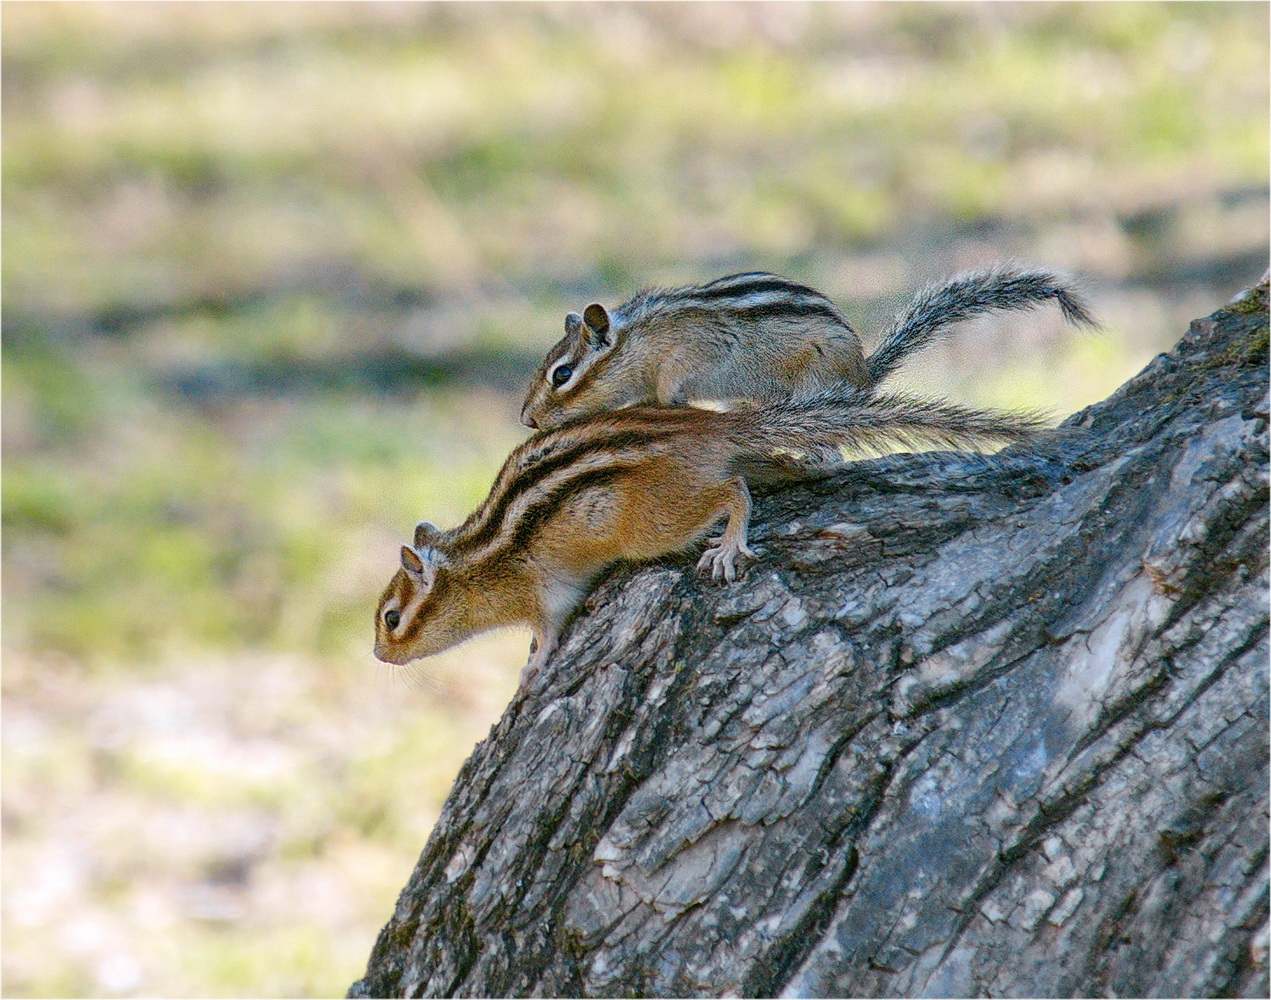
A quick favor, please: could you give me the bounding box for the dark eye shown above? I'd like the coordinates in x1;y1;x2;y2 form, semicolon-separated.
384;609;401;630
551;364;573;388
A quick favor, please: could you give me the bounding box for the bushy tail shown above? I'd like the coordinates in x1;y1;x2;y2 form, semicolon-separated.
865;267;1099;389
728;389;1049;482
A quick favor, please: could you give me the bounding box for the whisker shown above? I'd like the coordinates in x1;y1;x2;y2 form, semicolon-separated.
404;662;441;695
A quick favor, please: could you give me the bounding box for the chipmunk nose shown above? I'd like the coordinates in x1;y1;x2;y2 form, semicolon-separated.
521;411;538;429
374;643;401;665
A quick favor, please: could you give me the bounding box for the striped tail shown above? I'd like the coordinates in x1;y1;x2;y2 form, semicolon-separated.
728;390;1048;481
866;267;1099;388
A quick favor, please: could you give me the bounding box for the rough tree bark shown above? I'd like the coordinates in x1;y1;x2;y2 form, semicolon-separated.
350;282;1269;999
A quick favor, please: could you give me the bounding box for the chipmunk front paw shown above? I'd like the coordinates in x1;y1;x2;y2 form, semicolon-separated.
696;536;756;583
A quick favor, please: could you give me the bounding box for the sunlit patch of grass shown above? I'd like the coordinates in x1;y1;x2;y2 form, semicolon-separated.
1;347;111;444
134;297;356;367
5;3;1266;317
2;645;524;997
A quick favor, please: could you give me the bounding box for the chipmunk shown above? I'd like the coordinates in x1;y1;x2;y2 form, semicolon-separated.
375;392;1046;683
520;267;1096;429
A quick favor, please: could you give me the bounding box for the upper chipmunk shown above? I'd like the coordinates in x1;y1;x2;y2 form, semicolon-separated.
520;266;1097;429
375;391;1046;683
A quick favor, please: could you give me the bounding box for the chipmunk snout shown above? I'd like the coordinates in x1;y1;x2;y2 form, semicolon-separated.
520;410;538;429
374;642;406;665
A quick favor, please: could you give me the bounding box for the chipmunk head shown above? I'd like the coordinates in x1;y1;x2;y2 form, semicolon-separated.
373;522;464;665
520;303;629;430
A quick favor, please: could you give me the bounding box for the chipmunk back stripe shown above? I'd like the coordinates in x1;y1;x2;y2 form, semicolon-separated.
654;276;841;314
726;300;847;325
462;409;717;562
473;421;629;512
696;292;844;318
699;271;777;289
507;465;627;550
617;274;839;322
491;408;702;497
639;275;853;330
693;274;826;302
451;425;679;557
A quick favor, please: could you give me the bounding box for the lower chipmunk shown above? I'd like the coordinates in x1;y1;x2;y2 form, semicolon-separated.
373;392;1046;684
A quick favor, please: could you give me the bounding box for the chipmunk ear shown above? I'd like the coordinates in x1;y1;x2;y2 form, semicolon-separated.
414;521;438;549
564;311;584;337
401;546;425;576
581;303;611;348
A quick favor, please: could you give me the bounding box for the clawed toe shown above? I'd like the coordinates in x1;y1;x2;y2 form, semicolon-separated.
696;536;756;583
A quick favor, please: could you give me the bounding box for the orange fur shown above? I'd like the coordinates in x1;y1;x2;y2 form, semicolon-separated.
375;392;1043;682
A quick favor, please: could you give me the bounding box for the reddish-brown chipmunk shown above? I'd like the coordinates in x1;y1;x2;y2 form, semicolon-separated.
520;267;1095;430
374;392;1045;683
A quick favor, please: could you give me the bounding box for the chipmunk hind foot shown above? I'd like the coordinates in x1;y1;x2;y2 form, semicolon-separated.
521;630;560;687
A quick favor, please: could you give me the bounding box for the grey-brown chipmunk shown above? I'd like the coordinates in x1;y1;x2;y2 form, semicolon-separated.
520;266;1096;429
374;392;1047;683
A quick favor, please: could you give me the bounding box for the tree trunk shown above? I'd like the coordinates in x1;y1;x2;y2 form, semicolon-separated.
350;282;1269;999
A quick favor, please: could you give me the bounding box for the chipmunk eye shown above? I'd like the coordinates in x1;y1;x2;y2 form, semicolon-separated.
550;364;573;388
384;609;401;630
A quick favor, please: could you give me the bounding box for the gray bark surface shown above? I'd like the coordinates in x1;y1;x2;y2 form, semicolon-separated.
351;283;1269;999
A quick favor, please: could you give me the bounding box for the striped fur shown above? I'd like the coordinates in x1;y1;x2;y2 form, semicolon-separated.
619;272;852;328
375;393;1045;680
520;267;1095;431
520;272;868;430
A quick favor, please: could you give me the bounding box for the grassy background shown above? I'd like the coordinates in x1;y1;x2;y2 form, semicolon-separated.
3;2;1267;996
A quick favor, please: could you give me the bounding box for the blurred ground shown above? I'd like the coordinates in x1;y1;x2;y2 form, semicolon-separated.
2;2;1267;996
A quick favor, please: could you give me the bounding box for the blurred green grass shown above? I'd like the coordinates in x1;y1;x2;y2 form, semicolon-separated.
2;2;1267;997
4;2;1266;318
